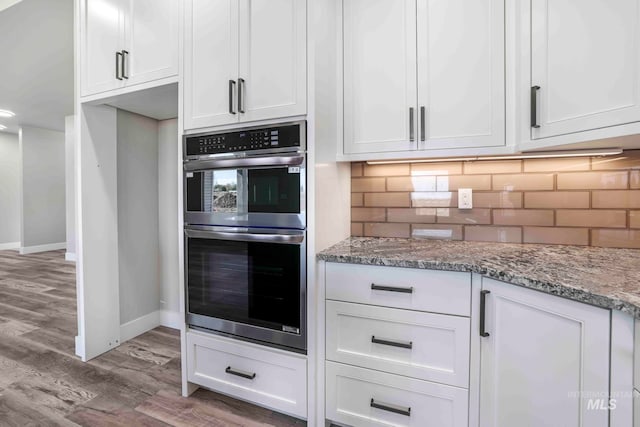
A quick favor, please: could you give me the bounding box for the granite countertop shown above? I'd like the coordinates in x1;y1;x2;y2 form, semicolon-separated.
318;237;640;319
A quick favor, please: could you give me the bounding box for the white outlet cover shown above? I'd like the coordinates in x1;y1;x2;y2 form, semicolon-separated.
458;188;473;209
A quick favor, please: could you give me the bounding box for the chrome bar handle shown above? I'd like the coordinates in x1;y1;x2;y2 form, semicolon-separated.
238;78;246;113
531;86;540;128
229;80;237;114
420;106;426;142
370;399;411;417
115;52;123;80
409;107;415;142
480;290;490;337
185;229;305;244
121;50;129;79
184;154;304;171
371;283;413;294
225;366;256;380
371;336;413;349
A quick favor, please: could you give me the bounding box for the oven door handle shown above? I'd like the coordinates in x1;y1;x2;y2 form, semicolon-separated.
184;155;304;172
185;229;305;244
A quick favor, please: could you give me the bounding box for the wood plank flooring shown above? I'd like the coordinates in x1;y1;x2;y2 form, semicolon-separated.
0;250;306;427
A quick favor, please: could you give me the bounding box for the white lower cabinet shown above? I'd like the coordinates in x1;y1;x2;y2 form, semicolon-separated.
326;300;470;387
186;331;307;418
479;277;611;427
326;361;468;427
323;262;631;426
324;262;472;426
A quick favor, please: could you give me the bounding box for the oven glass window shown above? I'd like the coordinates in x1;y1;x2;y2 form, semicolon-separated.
186;168;301;214
248;168;300;213
186;170;239;213
187;237;301;332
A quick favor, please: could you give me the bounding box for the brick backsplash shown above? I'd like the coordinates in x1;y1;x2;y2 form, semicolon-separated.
351;150;640;248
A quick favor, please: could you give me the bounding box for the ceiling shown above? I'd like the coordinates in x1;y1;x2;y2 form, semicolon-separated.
0;0;73;134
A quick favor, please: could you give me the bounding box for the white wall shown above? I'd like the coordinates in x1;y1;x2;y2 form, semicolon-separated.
0;132;20;248
65;115;76;260
19;126;66;253
117;110;160;325
158;119;180;324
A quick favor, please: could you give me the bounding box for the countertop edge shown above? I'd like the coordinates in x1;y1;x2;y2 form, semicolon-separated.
317;253;640;319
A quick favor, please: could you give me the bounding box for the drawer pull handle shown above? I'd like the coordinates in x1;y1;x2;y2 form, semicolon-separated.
115;51;123;80
371;283;413;294
370;398;411;417
480;290;490;337
531;85;541;128
225;366;256;380
371;336;413;349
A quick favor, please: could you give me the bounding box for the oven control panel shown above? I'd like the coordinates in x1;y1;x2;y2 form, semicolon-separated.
185;123;303;157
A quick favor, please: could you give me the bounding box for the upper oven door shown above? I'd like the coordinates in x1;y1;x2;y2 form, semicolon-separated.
184;154;306;229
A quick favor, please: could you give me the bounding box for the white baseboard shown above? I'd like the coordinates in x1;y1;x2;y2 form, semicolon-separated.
120;311;161;343
120;310;182;343
65;252;76;262
20;242;66;255
0;241;20;251
160;310;182;330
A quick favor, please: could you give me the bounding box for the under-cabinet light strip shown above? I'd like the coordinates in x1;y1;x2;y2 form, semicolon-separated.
365;148;623;165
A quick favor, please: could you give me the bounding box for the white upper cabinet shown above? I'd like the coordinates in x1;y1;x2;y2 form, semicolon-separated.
417;0;504;149
342;0;505;155
184;0;307;131
80;0;178;98
530;0;640;140
238;0;307;123
343;0;417;154
122;0;179;87
81;0;124;96
184;0;240;129
479;277;610;427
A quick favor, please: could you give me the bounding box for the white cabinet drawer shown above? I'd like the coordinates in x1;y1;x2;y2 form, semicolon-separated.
186;331;307;418
326;301;470;388
326;361;468;427
325;263;471;316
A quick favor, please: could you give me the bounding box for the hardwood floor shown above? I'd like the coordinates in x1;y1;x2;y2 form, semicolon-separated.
0;250;306;427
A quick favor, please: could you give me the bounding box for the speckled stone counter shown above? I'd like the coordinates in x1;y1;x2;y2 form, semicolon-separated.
318;237;640;319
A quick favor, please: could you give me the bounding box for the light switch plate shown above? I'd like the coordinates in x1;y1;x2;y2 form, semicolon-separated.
459;188;473;209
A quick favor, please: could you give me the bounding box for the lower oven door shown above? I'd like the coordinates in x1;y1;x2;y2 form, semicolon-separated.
185;226;306;352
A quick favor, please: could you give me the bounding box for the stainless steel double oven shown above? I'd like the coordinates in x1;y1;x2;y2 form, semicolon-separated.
183;121;306;353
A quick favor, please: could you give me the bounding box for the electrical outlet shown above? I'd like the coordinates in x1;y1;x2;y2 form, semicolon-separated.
458;188;473;209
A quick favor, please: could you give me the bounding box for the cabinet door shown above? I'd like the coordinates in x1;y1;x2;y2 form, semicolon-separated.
237;0;307;123
479;278;610;427
531;0;640;139
343;0;418;154
417;0;504;149
122;0;178;87
184;0;240;130
81;0;124;96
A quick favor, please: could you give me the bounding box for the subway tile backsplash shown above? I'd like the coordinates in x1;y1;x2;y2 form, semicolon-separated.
351;151;640;248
